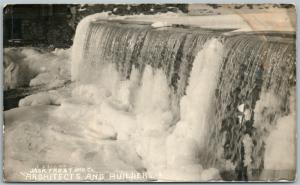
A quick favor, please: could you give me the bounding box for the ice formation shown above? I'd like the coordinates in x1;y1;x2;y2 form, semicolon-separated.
4;47;71;90
161;38;223;181
263;90;296;171
4;10;296;182
151;21;172;28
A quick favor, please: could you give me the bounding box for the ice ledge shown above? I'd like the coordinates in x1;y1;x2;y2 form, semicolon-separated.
81;10;295;33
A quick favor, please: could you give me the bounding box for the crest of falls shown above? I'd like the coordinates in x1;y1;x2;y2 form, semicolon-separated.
71;16;296;181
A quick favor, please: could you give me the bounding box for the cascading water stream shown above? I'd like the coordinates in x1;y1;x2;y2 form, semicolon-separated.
69;15;296;181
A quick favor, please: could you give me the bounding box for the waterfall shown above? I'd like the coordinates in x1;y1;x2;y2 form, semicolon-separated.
210;34;295;180
71;16;296;181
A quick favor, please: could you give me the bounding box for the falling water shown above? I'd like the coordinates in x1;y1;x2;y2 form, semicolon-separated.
71;17;296;181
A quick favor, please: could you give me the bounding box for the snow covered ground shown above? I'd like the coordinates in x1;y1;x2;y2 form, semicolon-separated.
4;105;146;181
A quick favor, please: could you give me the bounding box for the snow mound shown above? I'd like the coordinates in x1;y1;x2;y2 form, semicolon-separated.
29;72;68;88
19;91;62;107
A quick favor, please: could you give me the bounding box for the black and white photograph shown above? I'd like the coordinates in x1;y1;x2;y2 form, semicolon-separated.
2;3;296;182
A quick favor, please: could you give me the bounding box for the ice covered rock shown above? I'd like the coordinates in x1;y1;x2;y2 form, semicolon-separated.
29;72;55;86
238;104;245;112
238;115;243;123
237;104;251;122
151;21;172;28
4;49;33;90
4;61;21;90
244;109;251;121
4;47;71;90
48;79;68;89
19;91;62;107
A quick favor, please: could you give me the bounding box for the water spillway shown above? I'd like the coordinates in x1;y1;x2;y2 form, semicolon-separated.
71;17;296;181
72;20;227;96
204;34;296;180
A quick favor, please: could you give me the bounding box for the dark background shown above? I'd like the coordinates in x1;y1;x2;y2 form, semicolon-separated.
3;4;188;48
